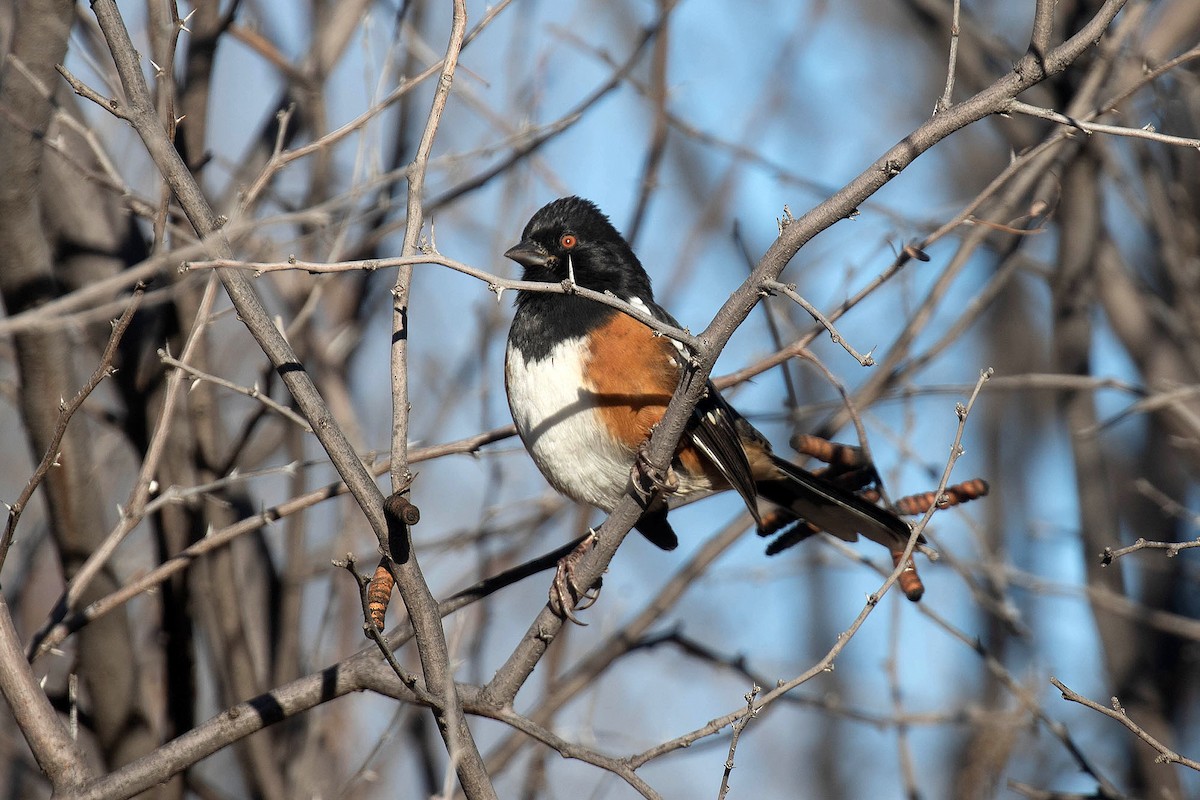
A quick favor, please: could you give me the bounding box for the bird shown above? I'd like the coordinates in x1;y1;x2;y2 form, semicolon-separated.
503;196;917;621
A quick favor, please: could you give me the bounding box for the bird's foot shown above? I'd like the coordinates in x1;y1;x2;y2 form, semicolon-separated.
631;439;679;500
549;530;603;625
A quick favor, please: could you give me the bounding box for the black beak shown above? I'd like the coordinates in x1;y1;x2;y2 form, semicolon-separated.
504;241;552;269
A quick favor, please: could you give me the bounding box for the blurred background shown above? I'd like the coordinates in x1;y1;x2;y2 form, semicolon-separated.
1;0;1198;798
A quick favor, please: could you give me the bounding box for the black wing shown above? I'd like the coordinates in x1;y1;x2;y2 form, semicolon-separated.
639;297;762;526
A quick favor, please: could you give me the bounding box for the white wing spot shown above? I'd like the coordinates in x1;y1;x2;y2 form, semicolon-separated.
627;296;690;358
627;296;650;314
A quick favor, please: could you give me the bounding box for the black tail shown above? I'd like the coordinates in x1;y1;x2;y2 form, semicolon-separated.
755;455;915;551
634;508;679;550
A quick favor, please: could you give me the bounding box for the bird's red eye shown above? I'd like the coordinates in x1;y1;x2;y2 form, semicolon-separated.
560;234;577;249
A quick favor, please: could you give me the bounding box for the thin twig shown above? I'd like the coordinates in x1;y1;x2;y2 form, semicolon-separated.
1133;478;1200;528
54;62;131;120
185;254;702;352
8;54;131;194
1006;779;1097;799
142;461;306;516
159;349;314;431
762;279;875;366
1100;536;1200;565
0;285;144;574
1051;677;1200;771
1083;385;1200;436
716;686;759;800
1008;100;1200;149
934;0;961;113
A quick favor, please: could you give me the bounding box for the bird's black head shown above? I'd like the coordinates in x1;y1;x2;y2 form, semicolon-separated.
504;196;654;301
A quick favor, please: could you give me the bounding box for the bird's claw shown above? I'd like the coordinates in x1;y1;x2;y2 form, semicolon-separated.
632;440;679;500
549;530;603;625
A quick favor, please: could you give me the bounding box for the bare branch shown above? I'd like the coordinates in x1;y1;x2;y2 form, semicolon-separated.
0;285;144;573
54;62;131;120
762;279;876;366
717;686;760;800
1009;100;1200;148
158;348;314;432
184;254;703;351
934;0;961;113
1051;677;1200;772
0;596;92;791
1100;536;1200;565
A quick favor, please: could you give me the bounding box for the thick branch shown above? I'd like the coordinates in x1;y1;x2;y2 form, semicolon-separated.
0;596;91;790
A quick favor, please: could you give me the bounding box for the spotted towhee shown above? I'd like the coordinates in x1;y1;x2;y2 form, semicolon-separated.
505;196;917;619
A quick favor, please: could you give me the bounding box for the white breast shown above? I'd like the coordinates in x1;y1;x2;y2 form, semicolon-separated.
505;337;635;511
